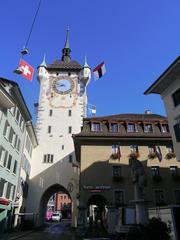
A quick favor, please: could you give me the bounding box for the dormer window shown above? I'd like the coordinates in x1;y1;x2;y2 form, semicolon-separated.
91;122;101;132
161;124;169;133
110;123;119;133
144;123;153;133
127;123;138;133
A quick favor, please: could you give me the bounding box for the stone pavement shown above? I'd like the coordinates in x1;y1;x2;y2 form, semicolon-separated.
0;230;34;240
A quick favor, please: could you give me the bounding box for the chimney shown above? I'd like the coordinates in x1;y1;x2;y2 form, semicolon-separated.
145;110;152;114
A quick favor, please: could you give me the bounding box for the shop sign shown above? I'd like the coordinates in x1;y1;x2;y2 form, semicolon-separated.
83;185;111;192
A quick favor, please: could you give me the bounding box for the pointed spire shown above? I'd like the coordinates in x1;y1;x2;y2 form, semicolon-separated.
84;56;89;68
61;27;71;62
40;54;47;67
64;27;70;49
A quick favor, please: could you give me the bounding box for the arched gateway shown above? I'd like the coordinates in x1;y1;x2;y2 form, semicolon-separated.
26;30;91;227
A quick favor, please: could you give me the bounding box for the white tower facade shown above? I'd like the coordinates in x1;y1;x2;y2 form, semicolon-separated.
27;31;91;227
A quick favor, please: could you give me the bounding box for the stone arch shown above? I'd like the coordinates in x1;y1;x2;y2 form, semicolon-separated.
39;183;71;224
87;194;107;228
88;194;107;209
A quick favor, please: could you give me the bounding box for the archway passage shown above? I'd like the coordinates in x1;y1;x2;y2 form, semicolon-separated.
39;184;72;224
87;194;107;229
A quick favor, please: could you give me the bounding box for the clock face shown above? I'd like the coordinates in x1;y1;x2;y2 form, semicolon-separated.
53;79;74;94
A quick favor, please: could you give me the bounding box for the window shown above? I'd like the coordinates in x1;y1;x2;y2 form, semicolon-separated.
170;166;178;177
114;190;124;206
3;121;10;139
49;109;53;116
48;126;51;133
3;151;8;167
10;107;16;116
68;110;72;116
91;122;101;132
112;166;122;177
16;109;20;123
127;123;138;133
151;166;160;177
7;154;12;170
17;139;21;152
13;160;17;174
174;122;180;142
2;182;8;198
9;185;15;200
111;123;118;133
68;126;72;134
161;124;169;133
9;127;14;144
148;145;155;153
20;116;24;131
174;190;180;204
130;144;138;153
172;88;180;107
0;146;6;165
0;178;6;196
166;145;173;153
155;190;165;205
112;145;119;153
144;123;153;133
69;155;73;163
43;154;54;163
62;145;64;150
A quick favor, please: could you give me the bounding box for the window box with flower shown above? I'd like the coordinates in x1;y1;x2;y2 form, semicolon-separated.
110;153;119;160
129;152;140;158
165;152;176;160
148;152;157;159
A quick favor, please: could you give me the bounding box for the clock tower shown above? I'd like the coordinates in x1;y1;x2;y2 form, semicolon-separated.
27;30;91;227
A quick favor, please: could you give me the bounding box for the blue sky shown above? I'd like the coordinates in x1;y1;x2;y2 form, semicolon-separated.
1;0;180;122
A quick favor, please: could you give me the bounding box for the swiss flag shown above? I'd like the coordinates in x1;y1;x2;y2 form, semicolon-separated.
19;59;34;81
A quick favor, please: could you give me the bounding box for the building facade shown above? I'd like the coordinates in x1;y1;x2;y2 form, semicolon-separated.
0;78;37;232
144;57;180;161
26;31;91;227
73;113;180;226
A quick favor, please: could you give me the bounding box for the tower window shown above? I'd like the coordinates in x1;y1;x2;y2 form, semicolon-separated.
62;145;64;150
43;154;54;163
68;110;72;116
49;109;53;116
48;126;51;133
68;126;72;134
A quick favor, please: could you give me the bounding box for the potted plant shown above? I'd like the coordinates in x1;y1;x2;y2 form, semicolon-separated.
148;152;156;159
129;152;140;158
110;153;119;160
165;152;176;160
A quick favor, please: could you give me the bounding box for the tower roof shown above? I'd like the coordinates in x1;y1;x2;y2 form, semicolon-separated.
61;28;71;63
47;29;82;71
47;59;82;71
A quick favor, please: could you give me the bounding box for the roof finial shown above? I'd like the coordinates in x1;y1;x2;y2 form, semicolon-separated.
40;53;47;67
61;27;71;62
64;26;70;49
84;56;89;67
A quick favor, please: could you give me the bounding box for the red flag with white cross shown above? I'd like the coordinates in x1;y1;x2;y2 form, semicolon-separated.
19;59;34;81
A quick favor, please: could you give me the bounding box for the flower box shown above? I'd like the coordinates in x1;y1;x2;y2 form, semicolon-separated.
148;152;156;159
129;152;140;158
165;152;176;160
110;153;119;160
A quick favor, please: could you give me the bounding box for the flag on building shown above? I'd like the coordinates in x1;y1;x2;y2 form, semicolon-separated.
88;104;96;117
155;145;162;161
93;62;106;80
19;59;34;81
